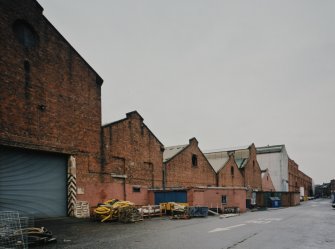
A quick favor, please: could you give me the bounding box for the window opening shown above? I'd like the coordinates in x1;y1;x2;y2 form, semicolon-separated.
222;195;227;204
192;154;198;167
13;20;38;48
132;186;141;193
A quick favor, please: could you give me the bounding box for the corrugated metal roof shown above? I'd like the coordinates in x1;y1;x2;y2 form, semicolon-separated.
234;149;250;160
205;146;250;170
163;144;188;162
203;145;250;154
204;151;229;173
256;145;285;154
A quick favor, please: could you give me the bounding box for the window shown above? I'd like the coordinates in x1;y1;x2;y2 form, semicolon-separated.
222;195;227;204
231;166;234;176
132;186;141;193
192;154;198;167
13;20;38;48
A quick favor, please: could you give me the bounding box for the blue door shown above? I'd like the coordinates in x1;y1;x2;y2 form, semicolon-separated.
154;191;187;205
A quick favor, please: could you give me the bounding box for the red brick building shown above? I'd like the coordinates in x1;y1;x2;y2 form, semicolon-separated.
0;0;103;217
239;144;263;197
205;144;262;208
205;151;244;187
288;158;300;192
159;139;246;212
188;187;247;213
102;111;164;205
203;150;246;212
288;158;313;196
163;138;216;188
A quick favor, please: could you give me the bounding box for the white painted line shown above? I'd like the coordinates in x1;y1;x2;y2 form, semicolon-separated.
209;224;246;233
246;218;283;224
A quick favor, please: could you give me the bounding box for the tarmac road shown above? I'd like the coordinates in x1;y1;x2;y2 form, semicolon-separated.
38;199;335;249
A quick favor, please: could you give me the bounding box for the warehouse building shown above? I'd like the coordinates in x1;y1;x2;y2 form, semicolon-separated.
101;111;164;205
0;0;103;217
256;145;289;192
205;144;262;208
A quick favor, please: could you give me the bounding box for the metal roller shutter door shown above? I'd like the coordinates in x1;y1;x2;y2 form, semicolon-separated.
0;147;67;218
154;191;187;205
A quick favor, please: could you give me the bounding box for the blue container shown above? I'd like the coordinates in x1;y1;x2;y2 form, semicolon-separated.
269;197;281;208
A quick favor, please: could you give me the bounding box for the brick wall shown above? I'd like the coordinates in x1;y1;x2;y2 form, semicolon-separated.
189;188;247;213
164;138;217;188
102;111;164;204
261;169;276;192
0;0;103;206
241;144;263;198
288;158;299;192
288;158;313;195
217;154;244;187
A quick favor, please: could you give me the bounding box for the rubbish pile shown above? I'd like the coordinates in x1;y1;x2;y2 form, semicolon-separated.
94;199;142;223
118;206;142;223
138;205;161;218
0;211;56;248
94;200;211;222
160;202;189;219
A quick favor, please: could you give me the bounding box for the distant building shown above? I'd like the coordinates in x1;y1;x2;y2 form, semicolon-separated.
331;179;335;193
288;158;300;192
331;179;335;202
159;139;246;212
315;183;331;198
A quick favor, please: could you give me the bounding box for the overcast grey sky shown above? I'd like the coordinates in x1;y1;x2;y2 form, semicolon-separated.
38;0;335;184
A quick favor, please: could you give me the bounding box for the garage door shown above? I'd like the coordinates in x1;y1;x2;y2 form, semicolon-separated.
0;147;67;217
154;191;187;205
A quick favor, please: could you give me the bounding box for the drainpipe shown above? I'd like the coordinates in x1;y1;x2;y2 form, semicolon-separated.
123;179;127;201
163;164;166;191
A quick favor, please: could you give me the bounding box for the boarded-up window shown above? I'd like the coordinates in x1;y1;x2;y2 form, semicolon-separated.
144;162;154;188
111;157;125;175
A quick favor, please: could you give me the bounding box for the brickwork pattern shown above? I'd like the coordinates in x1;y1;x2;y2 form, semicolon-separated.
288;158;312;195
217;155;244;187
240;144;262;198
0;0;103;207
164;138;217;188
102;112;164;204
261;170;276;192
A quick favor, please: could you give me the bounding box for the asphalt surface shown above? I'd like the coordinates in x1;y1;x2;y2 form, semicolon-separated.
35;199;335;249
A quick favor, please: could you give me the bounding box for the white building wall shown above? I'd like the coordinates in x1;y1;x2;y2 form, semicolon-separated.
257;149;289;192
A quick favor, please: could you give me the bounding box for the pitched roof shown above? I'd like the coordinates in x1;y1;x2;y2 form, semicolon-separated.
102;111;164;147
163;144;188;163
204;151;230;173
205;145;250;171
